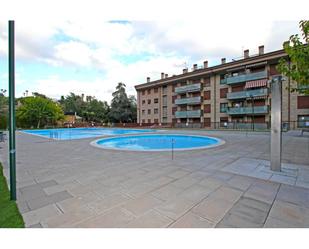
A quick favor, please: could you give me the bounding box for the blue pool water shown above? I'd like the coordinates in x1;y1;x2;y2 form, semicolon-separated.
22;128;157;140
93;134;223;151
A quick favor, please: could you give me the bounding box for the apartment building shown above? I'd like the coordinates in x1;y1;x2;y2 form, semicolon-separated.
135;46;309;129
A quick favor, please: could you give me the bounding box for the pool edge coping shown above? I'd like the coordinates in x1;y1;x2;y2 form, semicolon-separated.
90;134;226;152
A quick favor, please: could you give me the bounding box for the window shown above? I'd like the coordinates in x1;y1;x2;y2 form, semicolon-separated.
148;119;151;123
162;86;168;95
162;107;167;117
220;103;228;113
172;95;177;104
172;107;177;115
204;91;211;100
298;115;309;128
142;100;145;105
147;89;151;94
148;109;151;114
154;118;159;123
298;96;309;109
142;119;145;123
162;96;167;106
154;98;158;103
148;99;151;104
142;110;145;115
204;118;211;127
154;88;158;93
162;117;167;123
220;88;228;98
204;104;211;113
154;108;158;114
220;74;227;84
204;77;210;87
142;90;145;95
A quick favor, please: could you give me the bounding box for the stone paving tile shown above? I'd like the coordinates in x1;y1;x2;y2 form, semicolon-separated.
270;174;296;185
87;193;131;214
188;171;214;180
216;213;262;228
122;195;164;216
75;207;135;228
244;180;280;204
147;176;175;188
28;223;43;228
222;197;270;226
168;169;192;179
123;183;159;198
170;176;200;189
43;205;97;228
209;186;243;204
18;184;46;201
178;184;214;202
211;172;235;181
38;180;58;188
22;204;61;227
198;177;223;190
151;184;184;201
27;190;73;210
125;210;173;228
276;184;309;208
264;217;301;228
268;200;309;227
170;211;215;228
226;175;255;191
154;197;197;220
192;197;234;223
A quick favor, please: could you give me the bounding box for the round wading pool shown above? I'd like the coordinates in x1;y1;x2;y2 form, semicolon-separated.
91;134;224;151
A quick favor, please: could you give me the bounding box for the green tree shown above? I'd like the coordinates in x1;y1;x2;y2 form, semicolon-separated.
109;83;136;123
17;96;64;128
59;92;85;115
277;20;309;94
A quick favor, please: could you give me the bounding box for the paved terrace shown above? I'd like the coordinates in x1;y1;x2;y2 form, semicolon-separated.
0;130;309;228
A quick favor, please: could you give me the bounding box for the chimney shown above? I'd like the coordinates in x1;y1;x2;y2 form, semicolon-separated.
165;74;168;78
221;58;226;64
193;64;198;71
161;72;164;79
244;49;249;59
258;45;264;55
183;68;188;74
203;61;208;68
146;77;150;83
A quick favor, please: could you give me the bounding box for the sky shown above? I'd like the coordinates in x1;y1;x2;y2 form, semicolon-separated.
0;0;307;103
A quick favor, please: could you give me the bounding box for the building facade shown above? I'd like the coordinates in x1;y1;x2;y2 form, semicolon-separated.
135;46;309;129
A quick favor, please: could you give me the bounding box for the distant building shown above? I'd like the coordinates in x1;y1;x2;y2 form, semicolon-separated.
135;46;309;129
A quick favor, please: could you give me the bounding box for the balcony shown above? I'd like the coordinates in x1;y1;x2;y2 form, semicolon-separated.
227;88;268;100
227;106;269;115
175;110;201;118
175;96;201;105
225;70;267;85
175;83;201;94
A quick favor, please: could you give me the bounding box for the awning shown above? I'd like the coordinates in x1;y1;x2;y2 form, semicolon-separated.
245;79;268;89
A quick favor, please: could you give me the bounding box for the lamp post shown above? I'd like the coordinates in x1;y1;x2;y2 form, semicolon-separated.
8;20;16;200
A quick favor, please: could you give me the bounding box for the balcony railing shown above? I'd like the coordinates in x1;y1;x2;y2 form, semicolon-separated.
225;70;267;85
227;105;269;115
227;88;268;100
175;83;201;93
175;110;201;118
175;96;201;105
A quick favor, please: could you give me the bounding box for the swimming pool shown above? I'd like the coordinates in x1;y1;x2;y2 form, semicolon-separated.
22;128;157;140
92;134;224;151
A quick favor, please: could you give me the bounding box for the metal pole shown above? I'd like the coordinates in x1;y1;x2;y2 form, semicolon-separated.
8;20;16;200
270;76;282;172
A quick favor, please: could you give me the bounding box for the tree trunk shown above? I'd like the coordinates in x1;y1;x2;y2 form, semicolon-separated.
37;119;41;129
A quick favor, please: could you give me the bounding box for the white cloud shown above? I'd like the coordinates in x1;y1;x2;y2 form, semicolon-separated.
0;0;306;103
